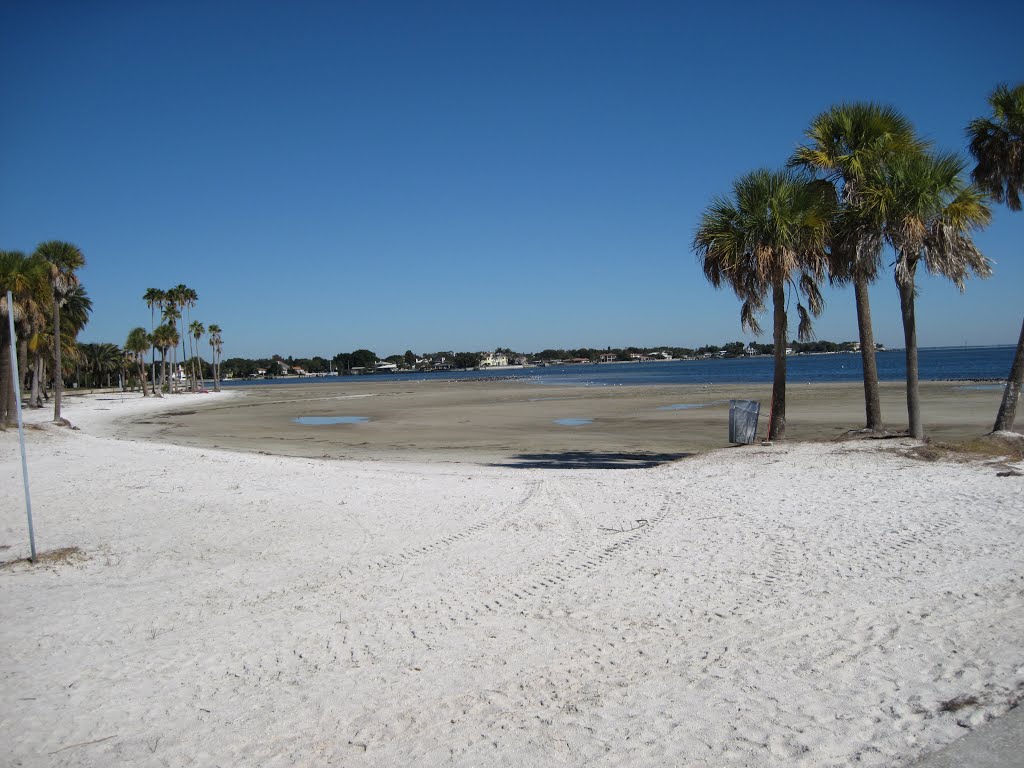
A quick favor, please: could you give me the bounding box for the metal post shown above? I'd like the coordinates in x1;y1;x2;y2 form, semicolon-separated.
7;291;36;561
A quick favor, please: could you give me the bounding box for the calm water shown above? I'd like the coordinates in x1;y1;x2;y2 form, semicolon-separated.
292;416;369;425
225;346;1014;389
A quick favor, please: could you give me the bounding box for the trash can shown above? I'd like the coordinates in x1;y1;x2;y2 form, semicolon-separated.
728;400;760;444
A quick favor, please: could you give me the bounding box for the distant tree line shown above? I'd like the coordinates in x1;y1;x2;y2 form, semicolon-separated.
213;338;878;378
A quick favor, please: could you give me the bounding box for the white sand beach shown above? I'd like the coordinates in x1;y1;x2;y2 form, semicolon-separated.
1;390;1022;766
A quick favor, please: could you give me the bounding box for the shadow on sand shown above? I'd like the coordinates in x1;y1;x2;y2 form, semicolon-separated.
490;450;692;470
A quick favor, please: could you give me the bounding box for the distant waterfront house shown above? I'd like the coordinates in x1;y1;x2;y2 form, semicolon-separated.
745;346;758;356
630;353;651;362
479;352;509;367
599;352;616;363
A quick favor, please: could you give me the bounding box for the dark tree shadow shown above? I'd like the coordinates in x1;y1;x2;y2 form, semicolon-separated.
489;451;692;470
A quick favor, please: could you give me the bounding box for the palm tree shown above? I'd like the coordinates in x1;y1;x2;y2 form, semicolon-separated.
1;251;51;428
207;324;222;391
143;288;165;393
151;323;179;396
182;287;199;390
190;320;205;389
161;298;181;393
125;327;150;396
791;104;927;432
33;241;85;423
968;82;1024;433
77;342;121;388
694;169;835;439
860;152;992;439
167;284;197;390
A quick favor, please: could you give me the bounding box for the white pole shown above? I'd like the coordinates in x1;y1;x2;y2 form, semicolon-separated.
6;291;36;561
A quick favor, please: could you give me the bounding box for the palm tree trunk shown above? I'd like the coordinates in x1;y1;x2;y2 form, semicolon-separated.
150;306;156;394
53;293;63;421
30;352;42;408
154;349;164;398
191;338;199;391
853;276;883;430
769;282;787;440
897;268;923;440
179;318;187;392
0;325;11;428
992;315;1024;433
139;356;149;397
18;339;29;394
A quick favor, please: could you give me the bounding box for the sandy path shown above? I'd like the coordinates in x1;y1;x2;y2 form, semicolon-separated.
1;392;1022;766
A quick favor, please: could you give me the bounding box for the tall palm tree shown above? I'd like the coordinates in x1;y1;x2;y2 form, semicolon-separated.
162;298;181;393
694;169;835;439
167;284;196;390
151;323;179;396
190;320;205;389
33;241;85;423
207;324;222;391
1;251;51;428
791;104;927;432
23;285;91;409
968;82;1024;433
182;287;199;390
860;152;992;439
125;327;151;396
143;288;165;393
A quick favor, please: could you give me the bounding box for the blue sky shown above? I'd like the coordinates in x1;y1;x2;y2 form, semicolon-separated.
2;1;1022;358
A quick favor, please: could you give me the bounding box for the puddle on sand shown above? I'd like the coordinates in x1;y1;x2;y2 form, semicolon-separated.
292;416;369;425
554;418;592;426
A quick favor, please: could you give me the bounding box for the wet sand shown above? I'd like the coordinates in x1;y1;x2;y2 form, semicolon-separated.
111;378;1006;465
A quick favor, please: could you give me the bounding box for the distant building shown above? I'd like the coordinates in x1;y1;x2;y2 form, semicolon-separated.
599;352;617;363
479;352;508;367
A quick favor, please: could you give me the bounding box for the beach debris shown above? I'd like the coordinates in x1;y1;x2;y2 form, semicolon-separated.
49;735;115;754
599;519;648;533
1;546;85;570
938;694;980;713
